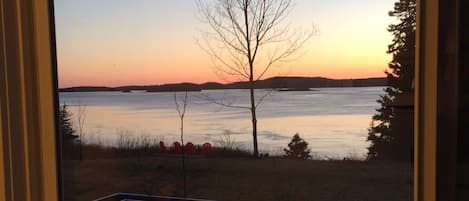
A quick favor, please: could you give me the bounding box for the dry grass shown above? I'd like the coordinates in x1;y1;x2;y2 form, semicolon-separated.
62;157;412;201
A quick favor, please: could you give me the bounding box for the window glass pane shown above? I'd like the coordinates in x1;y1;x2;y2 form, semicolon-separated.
54;1;414;200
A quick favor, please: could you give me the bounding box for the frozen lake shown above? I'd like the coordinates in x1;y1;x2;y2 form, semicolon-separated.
59;87;384;158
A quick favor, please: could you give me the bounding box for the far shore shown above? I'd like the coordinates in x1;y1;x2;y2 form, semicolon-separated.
59;76;387;93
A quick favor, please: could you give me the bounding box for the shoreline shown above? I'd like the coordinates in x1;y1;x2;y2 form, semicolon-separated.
59;76;387;92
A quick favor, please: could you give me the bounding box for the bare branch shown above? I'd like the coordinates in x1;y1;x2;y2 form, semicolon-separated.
174;93;182;117
196;0;315;157
174;91;188;119
256;89;275;107
197;92;251;110
196;37;250;78
256;28;315;80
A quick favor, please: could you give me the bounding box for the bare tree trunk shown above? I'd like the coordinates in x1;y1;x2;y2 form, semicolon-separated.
250;80;259;157
174;92;188;197
244;0;259;158
180;114;187;197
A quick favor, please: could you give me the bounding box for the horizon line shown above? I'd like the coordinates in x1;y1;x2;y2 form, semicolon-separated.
59;75;387;89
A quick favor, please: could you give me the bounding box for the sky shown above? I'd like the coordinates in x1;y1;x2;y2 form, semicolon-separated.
55;0;396;88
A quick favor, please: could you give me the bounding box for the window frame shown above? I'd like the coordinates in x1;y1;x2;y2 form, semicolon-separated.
0;0;447;200
415;0;438;200
0;0;59;200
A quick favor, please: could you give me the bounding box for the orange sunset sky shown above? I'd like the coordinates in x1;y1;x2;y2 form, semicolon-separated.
55;0;395;88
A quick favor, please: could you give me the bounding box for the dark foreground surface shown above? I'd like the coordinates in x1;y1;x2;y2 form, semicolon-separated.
94;193;213;201
63;157;412;201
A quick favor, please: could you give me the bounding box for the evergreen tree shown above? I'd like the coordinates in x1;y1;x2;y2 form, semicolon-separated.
284;133;311;160
59;104;79;159
367;0;416;161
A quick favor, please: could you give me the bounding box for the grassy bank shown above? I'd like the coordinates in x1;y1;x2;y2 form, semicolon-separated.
63;156;412;201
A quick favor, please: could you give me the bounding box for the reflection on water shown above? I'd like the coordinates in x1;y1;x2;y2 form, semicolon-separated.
59;87;384;158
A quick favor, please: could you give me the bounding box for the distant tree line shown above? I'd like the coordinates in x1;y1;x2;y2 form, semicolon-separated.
367;0;416;162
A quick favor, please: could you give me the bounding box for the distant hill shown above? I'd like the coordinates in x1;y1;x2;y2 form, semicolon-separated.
59;86;117;92
59;76;387;92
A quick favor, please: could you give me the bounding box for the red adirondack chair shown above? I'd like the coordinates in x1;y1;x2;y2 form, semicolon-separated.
202;143;212;155
173;141;182;154
185;142;195;154
159;141;167;153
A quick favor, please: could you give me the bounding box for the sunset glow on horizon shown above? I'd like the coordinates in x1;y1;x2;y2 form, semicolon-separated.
55;0;395;88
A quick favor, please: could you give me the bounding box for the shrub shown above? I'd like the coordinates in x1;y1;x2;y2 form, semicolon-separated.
284;133;311;160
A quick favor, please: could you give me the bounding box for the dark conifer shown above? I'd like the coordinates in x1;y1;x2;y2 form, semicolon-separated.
284;133;311;160
367;0;416;161
59;104;79;159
